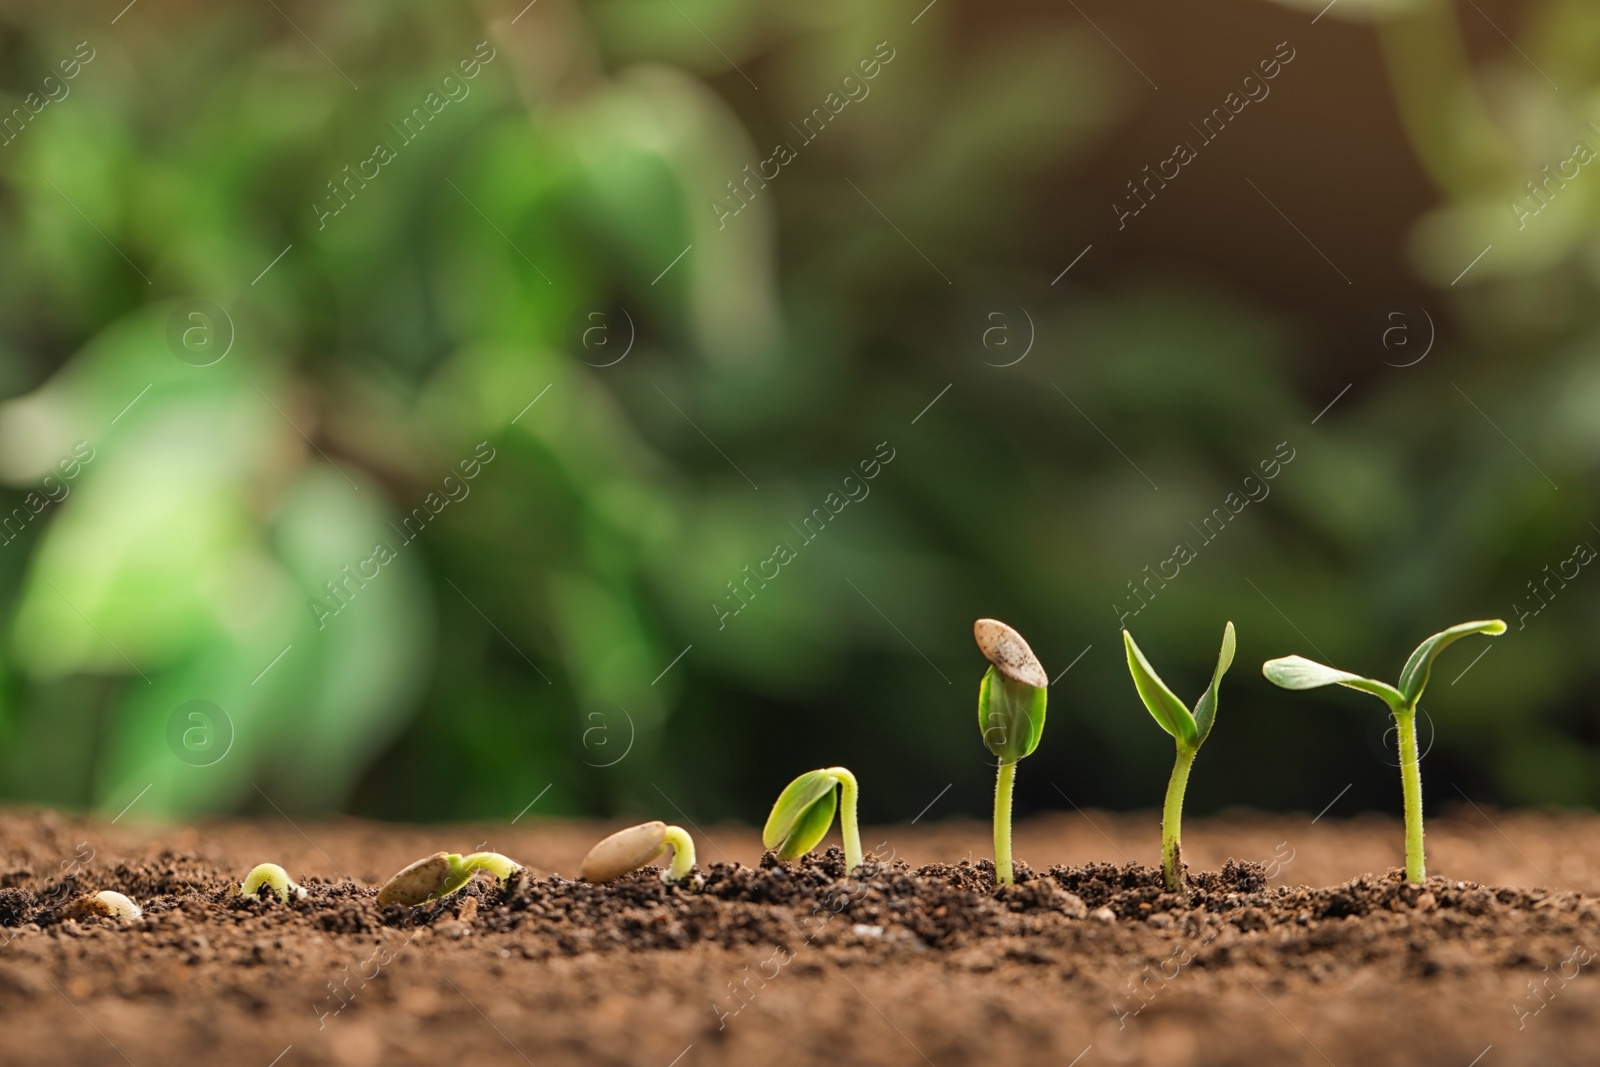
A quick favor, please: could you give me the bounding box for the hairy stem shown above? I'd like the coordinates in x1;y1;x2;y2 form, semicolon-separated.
660;825;697;883
825;766;865;872
1163;745;1196;893
1395;708;1426;882
993;759;1017;886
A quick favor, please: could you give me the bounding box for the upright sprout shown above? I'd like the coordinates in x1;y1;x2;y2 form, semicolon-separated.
974;619;1048;887
1263;618;1506;883
1122;622;1236;892
763;768;863;872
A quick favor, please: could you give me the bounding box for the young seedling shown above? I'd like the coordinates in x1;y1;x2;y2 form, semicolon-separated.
1263;618;1506;883
579;821;697;884
974;618;1048;887
763;767;863;873
239;862;306;903
376;851;524;907
1122;622;1236;892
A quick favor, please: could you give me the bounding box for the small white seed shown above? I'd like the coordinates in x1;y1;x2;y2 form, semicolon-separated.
973;619;1048;688
64;891;142;921
580;822;668;883
377;852;452;907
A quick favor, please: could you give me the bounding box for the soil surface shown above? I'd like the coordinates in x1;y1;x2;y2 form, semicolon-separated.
0;805;1597;1067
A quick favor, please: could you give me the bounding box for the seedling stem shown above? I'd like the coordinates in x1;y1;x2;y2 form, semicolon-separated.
763;767;865;872
993;759;1016;885
1122;623;1234;892
973;618;1049;887
1163;746;1196;888
1262;618;1505;883
1396;710;1425;883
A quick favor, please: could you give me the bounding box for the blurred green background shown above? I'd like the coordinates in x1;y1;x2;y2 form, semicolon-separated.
0;0;1594;828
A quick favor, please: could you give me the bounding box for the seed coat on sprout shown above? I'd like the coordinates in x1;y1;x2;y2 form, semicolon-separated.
973;618;1048;887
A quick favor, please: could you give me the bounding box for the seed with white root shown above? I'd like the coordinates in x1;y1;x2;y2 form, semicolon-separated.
376;851;524;908
239;863;306;904
63;891;142;921
579;821;697;884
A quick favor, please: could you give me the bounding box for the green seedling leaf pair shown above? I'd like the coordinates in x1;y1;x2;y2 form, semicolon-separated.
763;767;863;872
1264;619;1506;883
974;619;1048;886
1122;622;1236;892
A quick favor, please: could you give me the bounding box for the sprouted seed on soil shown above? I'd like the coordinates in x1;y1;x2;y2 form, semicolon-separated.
1262;617;1507;883
377;850;524;907
63;890;142;921
1122;621;1236;892
238;862;305;903
974;618;1048;887
580;821;698;884
763;767;865;872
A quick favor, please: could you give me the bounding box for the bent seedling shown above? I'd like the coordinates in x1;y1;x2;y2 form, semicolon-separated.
239;862;306;903
377;850;524;907
580;821;697;884
763;767;864;873
1263;618;1506;883
1122;622;1236;892
974;618;1048;887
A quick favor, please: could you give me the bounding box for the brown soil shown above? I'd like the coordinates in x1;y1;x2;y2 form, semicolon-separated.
1;806;1597;1067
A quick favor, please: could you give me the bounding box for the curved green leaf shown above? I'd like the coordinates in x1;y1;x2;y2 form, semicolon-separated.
775;789;837;861
1262;655;1405;712
763;770;839;856
1192;620;1236;744
1122;630;1197;747
978;666;1047;761
1396;619;1506;706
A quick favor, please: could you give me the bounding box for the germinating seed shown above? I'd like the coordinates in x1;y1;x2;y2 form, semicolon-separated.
580;822;697;884
581;822;668;882
377;852;453;907
64;891;141;921
239;862;305;903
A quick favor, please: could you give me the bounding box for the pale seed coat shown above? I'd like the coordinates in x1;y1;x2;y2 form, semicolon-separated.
377;852;452;907
973;618;1048;688
580;821;669;882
